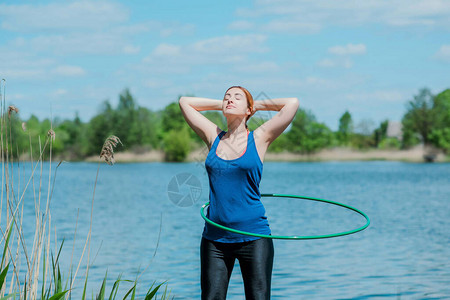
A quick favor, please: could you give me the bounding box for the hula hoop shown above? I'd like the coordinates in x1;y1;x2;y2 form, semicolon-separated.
200;193;370;240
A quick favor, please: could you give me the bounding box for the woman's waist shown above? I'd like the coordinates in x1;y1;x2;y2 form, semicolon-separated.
207;206;268;225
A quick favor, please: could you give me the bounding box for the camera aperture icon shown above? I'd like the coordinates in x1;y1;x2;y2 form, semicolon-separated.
167;172;202;207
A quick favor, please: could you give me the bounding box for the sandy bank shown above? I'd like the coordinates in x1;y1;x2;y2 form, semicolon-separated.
85;145;449;163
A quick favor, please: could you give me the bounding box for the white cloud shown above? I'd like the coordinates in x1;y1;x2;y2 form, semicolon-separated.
123;45;141;54
328;44;367;56
228;20;255;31
142;34;269;73
344;90;408;103
233;61;280;73
195;73;342;94
434;45;450;62
160;24;196;37
263;20;321;34
191;34;268;55
0;46;86;80
317;43;366;69
112;23;153;35
1;57;50;80
1;69;44;80
6;94;25;101
52;89;68;97
143;78;173;89
178;75;314;99
235;0;450;33
0;1;129;32
317;58;336;68
29;33;140;55
303;76;336;88
150;44;181;57
51;65;85;77
0;2;194;57
318;58;353;69
0;48;55;68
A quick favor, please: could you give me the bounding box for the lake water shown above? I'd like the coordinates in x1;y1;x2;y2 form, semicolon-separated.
11;161;450;299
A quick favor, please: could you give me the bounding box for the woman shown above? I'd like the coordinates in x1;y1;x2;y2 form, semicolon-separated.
179;86;299;299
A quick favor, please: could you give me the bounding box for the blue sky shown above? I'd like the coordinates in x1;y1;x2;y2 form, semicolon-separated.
1;0;449;131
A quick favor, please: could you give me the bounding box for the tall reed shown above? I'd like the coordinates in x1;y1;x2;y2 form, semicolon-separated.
0;80;171;299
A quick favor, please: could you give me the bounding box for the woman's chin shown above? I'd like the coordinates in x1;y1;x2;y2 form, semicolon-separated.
223;110;243;117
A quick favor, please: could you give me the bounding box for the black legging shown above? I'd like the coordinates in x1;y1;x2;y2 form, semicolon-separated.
200;237;274;300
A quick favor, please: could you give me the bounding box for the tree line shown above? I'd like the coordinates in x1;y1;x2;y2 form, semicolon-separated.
6;87;450;162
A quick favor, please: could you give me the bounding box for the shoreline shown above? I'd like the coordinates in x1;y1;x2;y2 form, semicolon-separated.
83;145;449;163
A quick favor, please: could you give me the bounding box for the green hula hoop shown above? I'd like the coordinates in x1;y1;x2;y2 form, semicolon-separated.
200;193;370;240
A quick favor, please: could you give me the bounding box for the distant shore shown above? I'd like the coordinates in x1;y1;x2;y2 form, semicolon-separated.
85;145;449;163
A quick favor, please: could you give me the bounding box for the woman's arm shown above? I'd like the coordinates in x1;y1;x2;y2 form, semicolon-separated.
253;97;299;146
179;96;223;146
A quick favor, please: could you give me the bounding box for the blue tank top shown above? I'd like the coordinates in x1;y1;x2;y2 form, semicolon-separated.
202;129;271;243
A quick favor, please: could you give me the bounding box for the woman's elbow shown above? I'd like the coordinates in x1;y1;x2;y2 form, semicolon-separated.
289;97;299;109
179;96;191;108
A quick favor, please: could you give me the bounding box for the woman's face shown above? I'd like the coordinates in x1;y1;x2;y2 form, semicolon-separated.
222;87;250;118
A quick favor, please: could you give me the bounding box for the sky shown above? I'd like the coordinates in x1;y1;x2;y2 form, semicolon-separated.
1;0;449;131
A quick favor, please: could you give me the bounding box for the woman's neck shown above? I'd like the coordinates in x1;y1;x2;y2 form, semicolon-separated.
226;121;248;136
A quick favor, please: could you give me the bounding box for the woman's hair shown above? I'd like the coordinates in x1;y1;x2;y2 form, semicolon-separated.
224;86;254;128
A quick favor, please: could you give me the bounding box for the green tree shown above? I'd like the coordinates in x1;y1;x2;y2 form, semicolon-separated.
160;99;202;145
23;115;41;158
35;118;65;157
85;100;115;155
401;88;434;147
163;127;191;162
161;102;188;133
337;111;353;145
430;89;450;153
286;109;333;154
3;113;61;159
55;112;85;159
267;133;289;153
113;88;138;149
350;133;375;149
352;119;376;149
128;107;159;151
373;120;389;147
4;112;27;158
378;137;401;150
430;128;450;153
303;122;334;153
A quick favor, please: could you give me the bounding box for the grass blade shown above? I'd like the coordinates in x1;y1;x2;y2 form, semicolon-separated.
56;264;62;293
81;273;88;300
161;284;170;300
0;263;10;290
108;274;122;300
145;282;165;300
51;253;56;294
41;248;46;300
48;290;68;300
1;224;13;268
122;283;136;300
130;283;136;300
23;280;27;300
96;272;107;300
